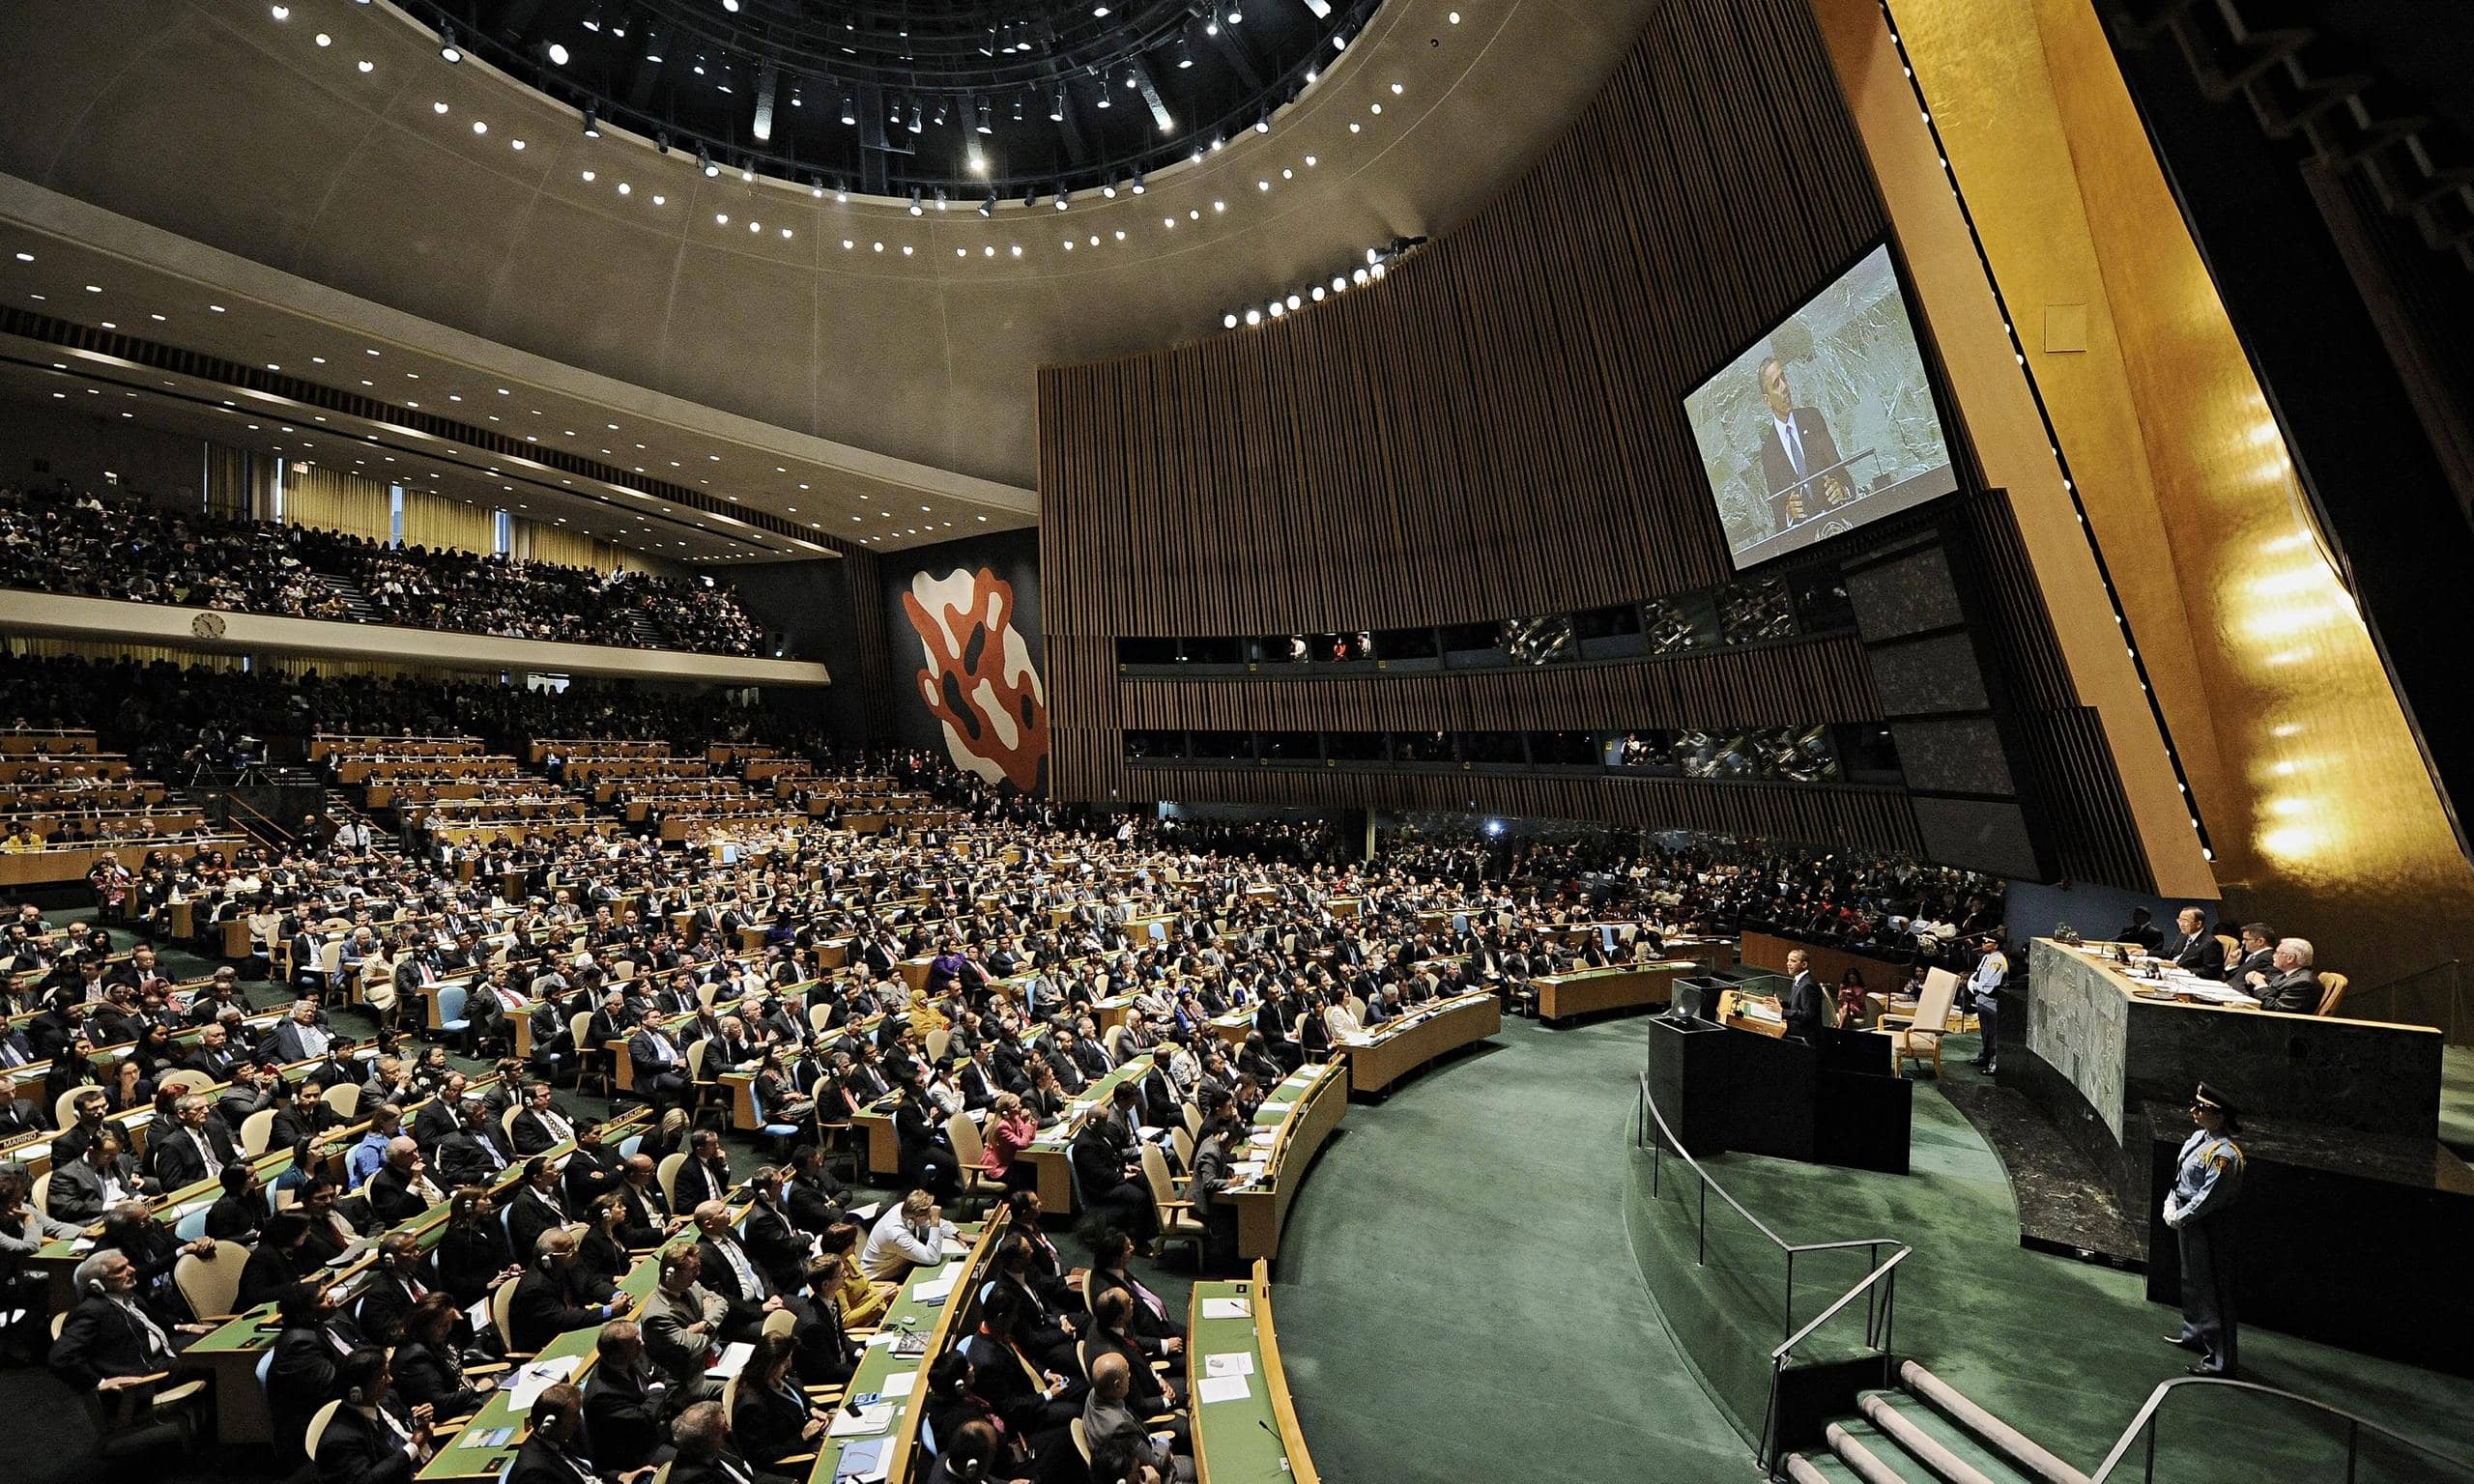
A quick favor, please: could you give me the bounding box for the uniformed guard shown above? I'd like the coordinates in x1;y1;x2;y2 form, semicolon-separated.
2162;1080;2245;1376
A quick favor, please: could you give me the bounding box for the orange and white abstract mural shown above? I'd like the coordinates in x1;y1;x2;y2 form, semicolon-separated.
902;565;1049;790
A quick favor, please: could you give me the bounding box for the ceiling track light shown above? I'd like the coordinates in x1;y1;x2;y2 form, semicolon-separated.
1255;111;1271;133
975;98;992;134
1050;89;1065;121
1131;174;1145;194
1013;96;1025;123
907;186;923;215
580;2;602;31
908;100;924;133
698;147;717;177
438;24;463;63
978;193;995;217
1053;186;1070;211
839;94;855;125
581;108;599;137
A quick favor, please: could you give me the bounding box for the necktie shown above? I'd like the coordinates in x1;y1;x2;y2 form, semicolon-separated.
196;1129;222;1178
1786;417;1807;479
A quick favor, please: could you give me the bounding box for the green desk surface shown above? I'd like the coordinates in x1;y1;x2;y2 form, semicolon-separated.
417;1240;667;1480
37;1148;295;1266
804;1214;1003;1484
1343;990;1497;1046
1240;1063;1343;1178
1188;1275;1316;1484
1027;1058;1157;1154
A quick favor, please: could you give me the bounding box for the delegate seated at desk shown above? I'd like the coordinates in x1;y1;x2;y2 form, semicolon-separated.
2245;936;2321;1015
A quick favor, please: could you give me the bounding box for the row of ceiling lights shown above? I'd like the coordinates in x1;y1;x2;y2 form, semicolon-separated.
267;0;1428;300
7;248;992;554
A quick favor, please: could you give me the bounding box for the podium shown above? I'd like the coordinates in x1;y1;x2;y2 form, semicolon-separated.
1645;1012;1912;1174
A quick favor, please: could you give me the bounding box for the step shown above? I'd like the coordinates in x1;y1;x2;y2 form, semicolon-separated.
1822;1416;1942;1484
1898;1362;2090;1484
1856;1393;2037;1484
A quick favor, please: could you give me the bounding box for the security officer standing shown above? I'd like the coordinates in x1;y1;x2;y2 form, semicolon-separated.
2163;1082;2245;1377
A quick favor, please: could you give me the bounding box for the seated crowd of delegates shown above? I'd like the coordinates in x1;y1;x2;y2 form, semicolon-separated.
0;481;767;655
0;775;2022;1483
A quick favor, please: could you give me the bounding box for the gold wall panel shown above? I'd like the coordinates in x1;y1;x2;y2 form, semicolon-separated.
1843;0;2474;991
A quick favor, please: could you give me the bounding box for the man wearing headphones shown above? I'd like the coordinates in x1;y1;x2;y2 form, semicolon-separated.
509;1227;623;1354
313;1345;436;1484
46;1248;180;1409
270;1279;364;1458
512;1380;661;1484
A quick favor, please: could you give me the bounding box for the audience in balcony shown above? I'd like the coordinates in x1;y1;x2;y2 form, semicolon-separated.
0;483;765;655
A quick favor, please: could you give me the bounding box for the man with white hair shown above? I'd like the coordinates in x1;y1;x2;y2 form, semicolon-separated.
48;1248;180;1395
2255;937;2322;1015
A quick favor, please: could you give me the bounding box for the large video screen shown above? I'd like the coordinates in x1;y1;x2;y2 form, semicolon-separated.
1683;243;1957;569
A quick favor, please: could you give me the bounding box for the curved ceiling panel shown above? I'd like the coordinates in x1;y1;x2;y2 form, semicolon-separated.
0;0;1654;489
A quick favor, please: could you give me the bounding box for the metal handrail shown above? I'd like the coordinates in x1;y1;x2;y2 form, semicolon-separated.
2090;1376;2474;1482
222;794;296;849
2371;956;2462;992
1635;1071;1911;1475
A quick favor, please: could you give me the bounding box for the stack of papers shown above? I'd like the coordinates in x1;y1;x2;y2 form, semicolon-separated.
1203;1354;1255;1378
507;1355;583;1411
705;1342;754;1380
910;1271;959;1304
1256;1101;1293;1118
1196;1375;1253;1406
834;1437;892;1482
827;1403;898;1439
1200;1297;1252;1320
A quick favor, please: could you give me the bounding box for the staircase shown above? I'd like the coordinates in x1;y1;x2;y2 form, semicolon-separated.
1785;1363;2088;1484
318;573;378;623
621;610;664;651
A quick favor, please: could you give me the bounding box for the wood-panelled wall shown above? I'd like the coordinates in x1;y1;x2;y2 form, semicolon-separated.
1041;0;1910;834
1125;765;1924;856
1118;636;1881;733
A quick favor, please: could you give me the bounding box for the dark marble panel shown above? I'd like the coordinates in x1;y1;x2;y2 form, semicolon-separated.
1866;632;1990;715
2121;996;2441;1139
1846;544;1965;642
1912;796;2039;880
1890;717;2016;795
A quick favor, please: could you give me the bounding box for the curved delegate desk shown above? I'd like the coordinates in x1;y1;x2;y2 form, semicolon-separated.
1334;991;1502;1096
1190;1262;1321;1484
1223;1060;1349;1263
1532;959;1699;1024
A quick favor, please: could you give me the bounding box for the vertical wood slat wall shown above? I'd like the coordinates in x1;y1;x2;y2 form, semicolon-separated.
1041;0;1903;823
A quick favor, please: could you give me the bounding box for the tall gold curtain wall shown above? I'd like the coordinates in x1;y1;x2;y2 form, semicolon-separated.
280;464;392;542
204;445;252;518
512;519;602;571
399;489;495;553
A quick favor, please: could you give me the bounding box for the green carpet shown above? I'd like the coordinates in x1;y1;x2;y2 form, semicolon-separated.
1270;1012;2474;1484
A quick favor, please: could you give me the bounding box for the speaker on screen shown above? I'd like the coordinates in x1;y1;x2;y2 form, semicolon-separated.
1683;243;1959;570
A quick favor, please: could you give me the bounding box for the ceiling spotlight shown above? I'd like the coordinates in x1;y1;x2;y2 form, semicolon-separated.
1177;39;1194;69
1102;180;1117;199
1255;112;1270;133
976;98;992;134
1094;84;1109;110
1300;0;1330;14
1224;314;1238;328
643;27;663;63
271;4;289;16
908;100;923;133
1228;5;1243;21
1053;187;1070;211
907;187;923;215
978;193;995;218
1130;174;1145;194
699;148;717;176
1050;88;1066;121
1245;308;1260;326
547;42;570;67
935;187;950;211
581;109;600;137
438;25;462;63
1013;96;1025;123
840;94;855;125
580;3;602;31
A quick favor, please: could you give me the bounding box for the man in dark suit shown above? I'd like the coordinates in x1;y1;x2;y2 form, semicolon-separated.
184;1021;245;1081
1781;949;1828;1042
0;1072;47;1139
270;1077;342;1153
506;1158;574;1265
434;1099;515;1186
268;1281;363;1459
510;1081;579;1156
1069;1114;1157;1246
517;1380;653;1484
2228;924;2277;985
151;1093;239;1188
2253;937;2324;1015
512;1231;622;1355
46;1248;181;1402
782;1145;849;1235
313;1346;435;1484
665;1399;791;1484
268;997;345;1065
50;1131;150;1222
675;1129;734;1211
616;1154;676;1248
2160;908;2226;979
582;1322;678;1472
357;1233;438;1344
1756;355;1849;530
690;1200;805;1344
628;1010;690;1112
410;1073;468;1152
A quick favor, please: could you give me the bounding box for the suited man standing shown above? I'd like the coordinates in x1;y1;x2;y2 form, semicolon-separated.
1755;356;1849;530
1780;949;1828;1042
2160;908;2227;979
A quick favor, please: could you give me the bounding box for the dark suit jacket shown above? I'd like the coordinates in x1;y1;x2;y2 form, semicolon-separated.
581;1360;671;1470
151;1120;239;1188
269;1321;352;1455
1782;971;1828;1042
509;1436;607;1484
506;1186;572;1264
410;1099;462;1152
2258;968;2323;1015
731;1376;813;1469
435;1127;514;1186
693;1234;774;1335
1758;405;1847;528
269;1019;345;1067
509;1264;609;1353
312;1399;418;1484
366;1165;437;1227
46;1293;176;1389
2162;931;2226;980
510;1107;578;1156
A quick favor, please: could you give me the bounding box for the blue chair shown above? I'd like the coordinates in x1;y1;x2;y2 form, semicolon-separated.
747;1085;800;1152
434;985;471;1046
616;1133;644;1161
174;1205;210;1242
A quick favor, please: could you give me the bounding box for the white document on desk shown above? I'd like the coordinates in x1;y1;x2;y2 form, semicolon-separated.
910;1271;959;1304
705;1342;754;1381
1203;1353;1255;1377
827;1403;898;1439
1199;1297;1251;1320
1195;1374;1252;1406
507;1355;583;1411
877;1370;919;1399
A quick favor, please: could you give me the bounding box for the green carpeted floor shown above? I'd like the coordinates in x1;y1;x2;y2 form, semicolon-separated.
1272;1013;2474;1484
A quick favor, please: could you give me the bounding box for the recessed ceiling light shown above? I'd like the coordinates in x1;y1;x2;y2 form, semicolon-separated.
314;32;331;46
357;60;374;72
473;121;488;134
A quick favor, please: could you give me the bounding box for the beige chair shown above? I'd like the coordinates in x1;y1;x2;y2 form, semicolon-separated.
943;1112;1000;1214
923;1028;952;1064
1882;969;1962;1079
1136;1142;1207;1262
1069;1416;1094;1467
51;1086;90;1131
239;1107;279;1158
614;958;638;982
321;1082;361;1121
501;1102;525;1143
174;1243;250;1321
304;1399;344;1459
1102;1025;1130;1064
2214;933;2241;969
573;1011;613;1099
157;1069;216;1098
656;1151;688;1213
490;1275;532;1357
2315;971;2350;1017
